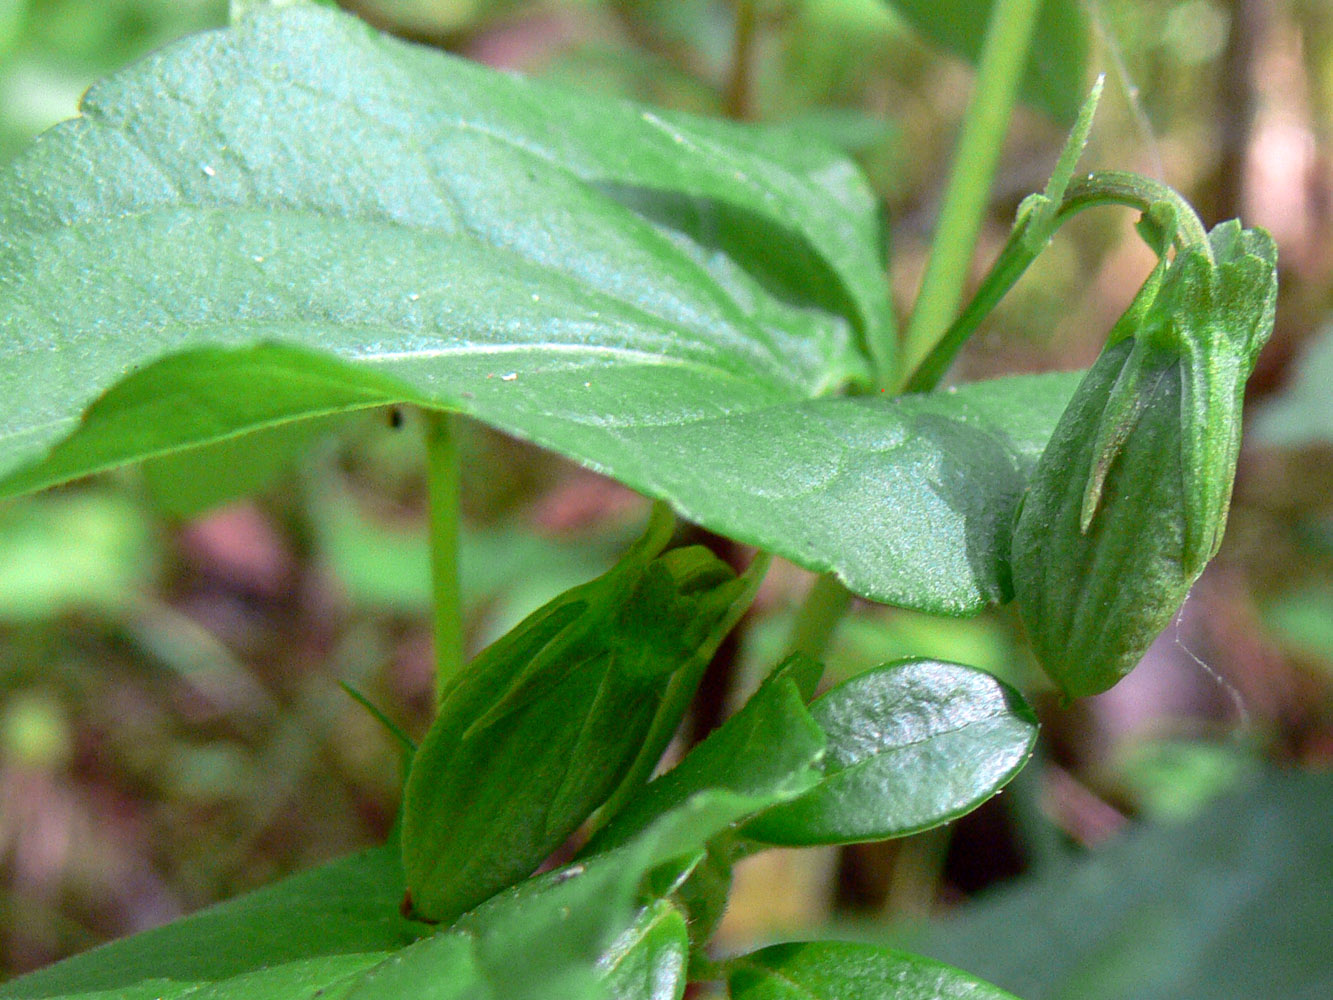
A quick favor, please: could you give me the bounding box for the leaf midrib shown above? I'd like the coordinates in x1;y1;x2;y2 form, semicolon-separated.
824;706;1016;774
4;196;806;386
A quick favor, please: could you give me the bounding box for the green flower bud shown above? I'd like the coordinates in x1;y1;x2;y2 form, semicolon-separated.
1012;221;1277;698
401;512;762;923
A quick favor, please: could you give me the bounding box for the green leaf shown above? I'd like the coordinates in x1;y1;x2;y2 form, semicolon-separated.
0;788;775;1000
882;0;1089;123
0;3;1083;613
597;901;689;1000
312;932;487;1000
142;413;347;518
401;537;758;923
743;659;1038;846
452;789;804;1000
4;341;1078;611
584;661;825;855
0;846;428;999
0;3;882;488
728;940;1020;1000
332;792;780;1000
899;769;1333;1000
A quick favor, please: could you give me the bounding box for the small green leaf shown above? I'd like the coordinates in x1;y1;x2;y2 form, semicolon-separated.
728;940;1021;1000
401;536;758;923
584;662;825;856
669;842;734;951
881;0;1089;123
743;659;1037;846
597;901;689;1000
453;789;801;1000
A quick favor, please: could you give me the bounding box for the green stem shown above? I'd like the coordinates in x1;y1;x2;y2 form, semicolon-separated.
903;170;1213;392
882;826;950;920
424;409;464;703
787;573;853;662
1062;170;1212;253
724;0;759;120
897;0;1044;386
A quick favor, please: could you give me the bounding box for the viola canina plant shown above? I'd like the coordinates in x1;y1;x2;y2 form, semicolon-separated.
0;1;1277;999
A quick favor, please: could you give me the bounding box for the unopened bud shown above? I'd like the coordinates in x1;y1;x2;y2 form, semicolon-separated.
1012;221;1276;698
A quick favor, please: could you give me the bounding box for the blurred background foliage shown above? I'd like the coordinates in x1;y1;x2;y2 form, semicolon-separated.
1;0;1331;995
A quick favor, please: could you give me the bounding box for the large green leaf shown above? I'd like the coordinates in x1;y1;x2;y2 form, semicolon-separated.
743;659;1038;846
897;769;1333;1000
0;786;786;1000
0;2;1082;613
882;0;1089;123
728;940;1020;1000
0;2;881;485
0;337;1080;613
0;846;426;999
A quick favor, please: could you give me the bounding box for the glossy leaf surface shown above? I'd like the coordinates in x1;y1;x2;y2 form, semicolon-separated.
744;659;1038;846
0;2;1084;613
882;0;1089;122
597;901;689;1000
729;940;1020;999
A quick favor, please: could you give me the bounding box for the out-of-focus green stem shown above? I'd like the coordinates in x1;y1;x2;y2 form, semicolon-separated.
424;409;463;704
897;0;1043;386
787;573;854;663
725;0;759;120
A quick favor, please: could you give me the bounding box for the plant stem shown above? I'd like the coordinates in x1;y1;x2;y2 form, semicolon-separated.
881;826;950;920
725;0;759;120
903;169;1212;392
897;0;1043;386
424;409;463;703
787;573;853;662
